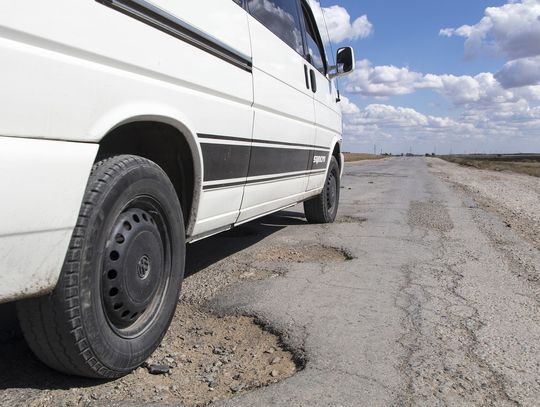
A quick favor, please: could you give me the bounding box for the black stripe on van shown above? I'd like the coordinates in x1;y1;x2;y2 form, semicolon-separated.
96;0;253;72
200;141;331;190
201;143;251;182
248;146;311;177
201;143;315;182
203;170;326;191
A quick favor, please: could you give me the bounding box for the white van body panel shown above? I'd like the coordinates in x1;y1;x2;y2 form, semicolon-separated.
238;12;317;222
309;79;343;190
0;0;345;303
0;137;98;302
0;0;255;238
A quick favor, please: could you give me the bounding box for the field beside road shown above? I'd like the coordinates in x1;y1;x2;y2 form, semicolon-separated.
343;152;385;162
440;154;540;177
1;157;538;407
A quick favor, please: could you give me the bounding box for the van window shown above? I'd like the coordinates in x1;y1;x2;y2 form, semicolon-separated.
246;0;304;55
301;1;327;74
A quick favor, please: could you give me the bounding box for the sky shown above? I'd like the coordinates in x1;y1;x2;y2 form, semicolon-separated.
310;0;540;154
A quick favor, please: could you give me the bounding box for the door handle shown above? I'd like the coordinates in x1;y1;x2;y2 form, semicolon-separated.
304;65;310;90
310;69;317;93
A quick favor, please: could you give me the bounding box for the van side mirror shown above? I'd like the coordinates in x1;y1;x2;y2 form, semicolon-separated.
329;47;355;79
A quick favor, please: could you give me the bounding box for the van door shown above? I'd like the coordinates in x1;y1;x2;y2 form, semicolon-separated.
149;0;255;237
299;0;342;192
237;0;317;223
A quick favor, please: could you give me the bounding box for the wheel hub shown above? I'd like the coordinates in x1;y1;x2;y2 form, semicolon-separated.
137;255;151;280
102;208;164;329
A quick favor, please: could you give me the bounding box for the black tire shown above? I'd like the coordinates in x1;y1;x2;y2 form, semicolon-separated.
304;156;340;224
17;155;185;379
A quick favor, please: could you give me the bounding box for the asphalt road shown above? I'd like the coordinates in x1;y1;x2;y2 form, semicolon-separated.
209;157;539;407
1;158;538;407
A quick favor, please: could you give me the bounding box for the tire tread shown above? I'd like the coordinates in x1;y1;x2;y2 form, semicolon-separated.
304;156;340;224
17;155;162;378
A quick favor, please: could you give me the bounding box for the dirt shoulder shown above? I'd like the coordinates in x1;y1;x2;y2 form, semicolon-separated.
428;158;540;251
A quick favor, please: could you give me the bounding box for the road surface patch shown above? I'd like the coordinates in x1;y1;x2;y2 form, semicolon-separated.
251;244;354;263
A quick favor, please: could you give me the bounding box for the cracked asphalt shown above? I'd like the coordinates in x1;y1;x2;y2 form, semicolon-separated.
209;157;539;407
1;157;538;407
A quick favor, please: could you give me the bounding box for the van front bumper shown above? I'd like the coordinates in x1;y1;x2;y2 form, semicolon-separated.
0;136;97;303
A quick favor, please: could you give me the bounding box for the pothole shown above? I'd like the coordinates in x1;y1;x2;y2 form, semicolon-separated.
408;201;454;232
128;304;300;406
252;244;354;263
336;215;367;224
0;304;301;407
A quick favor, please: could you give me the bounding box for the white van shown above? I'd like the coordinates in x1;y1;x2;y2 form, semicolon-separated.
0;0;354;378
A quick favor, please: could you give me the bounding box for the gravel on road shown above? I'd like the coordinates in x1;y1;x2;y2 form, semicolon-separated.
428;158;540;250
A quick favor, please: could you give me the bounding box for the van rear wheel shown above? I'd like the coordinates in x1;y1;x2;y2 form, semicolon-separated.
304;156;340;224
17;155;185;378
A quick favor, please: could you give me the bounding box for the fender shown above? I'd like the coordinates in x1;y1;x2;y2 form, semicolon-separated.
89;104;205;236
329;137;344;177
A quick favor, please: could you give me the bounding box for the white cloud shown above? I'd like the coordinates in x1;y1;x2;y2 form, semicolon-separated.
440;0;540;60
436;72;518;106
344;59;436;97
339;95;360;114
495;56;540;88
440;1;540;92
515;84;540;100
308;0;373;43
332;0;540;153
342;102;540;153
343;104;479;152
344;60;524;108
341;60;540;152
346;104;472;133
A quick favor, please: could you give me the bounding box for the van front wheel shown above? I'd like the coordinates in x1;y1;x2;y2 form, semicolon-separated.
304;156;340;224
17;155;185;378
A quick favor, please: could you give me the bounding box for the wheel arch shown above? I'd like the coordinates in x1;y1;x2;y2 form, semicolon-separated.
330;138;344;176
96;114;203;237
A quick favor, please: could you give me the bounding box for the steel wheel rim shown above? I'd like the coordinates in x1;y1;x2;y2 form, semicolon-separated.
100;196;172;339
326;170;337;213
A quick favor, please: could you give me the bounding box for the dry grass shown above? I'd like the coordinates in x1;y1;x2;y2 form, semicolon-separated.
441;156;540;178
343;153;385;162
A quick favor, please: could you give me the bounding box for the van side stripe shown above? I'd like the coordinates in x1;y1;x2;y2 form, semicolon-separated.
96;0;253;72
200;141;330;189
203;170;326;191
201;144;329;182
198;133;329;150
201;143;251;182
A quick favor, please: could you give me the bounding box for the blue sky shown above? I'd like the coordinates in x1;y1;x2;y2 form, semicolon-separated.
346;1;506;73
313;0;540;154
